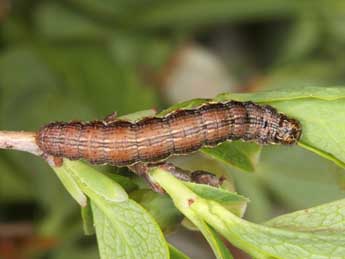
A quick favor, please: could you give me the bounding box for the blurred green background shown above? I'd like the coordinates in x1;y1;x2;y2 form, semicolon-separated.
0;1;345;259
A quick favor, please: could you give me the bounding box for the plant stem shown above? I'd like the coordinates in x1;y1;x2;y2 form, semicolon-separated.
0;130;41;156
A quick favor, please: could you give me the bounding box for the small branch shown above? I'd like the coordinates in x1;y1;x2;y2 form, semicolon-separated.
0;131;42;156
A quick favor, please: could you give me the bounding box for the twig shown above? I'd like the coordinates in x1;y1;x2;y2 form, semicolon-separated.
0;131;42;156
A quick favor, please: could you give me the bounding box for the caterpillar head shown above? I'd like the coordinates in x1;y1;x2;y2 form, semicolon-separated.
276;116;302;145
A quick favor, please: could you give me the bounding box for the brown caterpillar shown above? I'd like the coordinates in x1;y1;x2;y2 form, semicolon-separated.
36;101;302;166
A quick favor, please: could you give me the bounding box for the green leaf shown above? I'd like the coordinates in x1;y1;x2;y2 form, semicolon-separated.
158;98;209;117
102;171;138;193
183;182;248;217
52;160;169;259
183;182;248;204
256;145;344;212
91;198;169;259
53;164;88;207
81;199;95;235
61;160;128;203
215;86;345;103
265;198;345;232
152;169;345;259
215;86;345;168
169;244;191;259
202;142;261;172
151;169;235;259
119;109;157;122
194;200;345;259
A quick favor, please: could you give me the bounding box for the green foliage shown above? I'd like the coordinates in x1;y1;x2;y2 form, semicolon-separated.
151;169;345;259
52;160;169;259
2;1;345;258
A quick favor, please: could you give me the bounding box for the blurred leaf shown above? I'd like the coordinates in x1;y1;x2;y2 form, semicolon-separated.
66;0;145;21
153;169;345;259
110;33;173;70
202;142;261;172
231;169;273;222
38;46;159;116
129;0;299;29
53;246;99;259
34;2;110;41
0;156;33;201
233;145;345;222
1;18;31;44
275;13;320;64
130;189;183;233
0;47;60;129
216;86;345;168
258;145;344;210
263;61;343;91
320;0;345;44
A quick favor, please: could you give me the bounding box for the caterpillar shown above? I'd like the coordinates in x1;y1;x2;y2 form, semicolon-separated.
36;101;302;166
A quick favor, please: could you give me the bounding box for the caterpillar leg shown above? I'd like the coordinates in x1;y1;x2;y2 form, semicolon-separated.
103;111;118;123
129;162;224;194
42;153;63;167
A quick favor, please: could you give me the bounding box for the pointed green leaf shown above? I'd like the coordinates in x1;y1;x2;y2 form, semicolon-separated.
62;159;128;203
202;142;261;172
169;244;191;259
183;182;248;217
183;182;248;204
